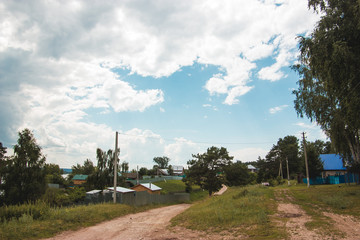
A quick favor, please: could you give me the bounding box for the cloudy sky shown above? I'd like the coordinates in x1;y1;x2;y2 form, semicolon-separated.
0;0;327;169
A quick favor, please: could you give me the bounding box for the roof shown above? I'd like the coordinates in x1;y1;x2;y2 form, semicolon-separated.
247;165;256;170
108;187;135;193
320;154;346;171
86;190;102;194
158;169;168;175
123;172;138;179
72;174;88;180
173;165;184;171
138;183;162;191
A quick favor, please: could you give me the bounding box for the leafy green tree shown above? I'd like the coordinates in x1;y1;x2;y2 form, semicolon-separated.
302;141;324;178
0;142;7;185
185;146;233;196
121;161;129;173
0;129;46;205
168;165;174;176
153;156;170;169
138;167;148;177
86;148;120;190
72;159;95;176
293;0;360;165
44;163;65;185
223;161;250;186
256;136;301;182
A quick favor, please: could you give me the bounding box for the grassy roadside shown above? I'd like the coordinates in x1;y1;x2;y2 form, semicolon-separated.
155;179;208;202
0;203;161;240
288;184;360;235
0;180;208;240
171;185;286;239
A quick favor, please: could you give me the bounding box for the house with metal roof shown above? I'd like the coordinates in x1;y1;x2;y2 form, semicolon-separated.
131;183;161;195
72;174;88;185
108;186;135;193
320;154;347;177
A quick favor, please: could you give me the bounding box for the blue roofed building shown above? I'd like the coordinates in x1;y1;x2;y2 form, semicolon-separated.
320;154;347;178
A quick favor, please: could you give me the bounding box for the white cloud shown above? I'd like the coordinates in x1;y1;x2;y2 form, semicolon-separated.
0;0;320;168
231;148;268;162
269;104;289;114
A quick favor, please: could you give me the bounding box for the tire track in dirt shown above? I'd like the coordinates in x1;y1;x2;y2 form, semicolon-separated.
274;189;329;240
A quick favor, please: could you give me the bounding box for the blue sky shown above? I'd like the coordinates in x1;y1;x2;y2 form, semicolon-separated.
0;0;326;169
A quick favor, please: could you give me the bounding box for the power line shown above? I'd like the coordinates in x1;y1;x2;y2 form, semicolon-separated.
117;132;274;145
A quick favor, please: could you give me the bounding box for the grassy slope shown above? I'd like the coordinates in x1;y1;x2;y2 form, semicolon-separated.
0;203;158;240
155;180;208;202
172;185;285;239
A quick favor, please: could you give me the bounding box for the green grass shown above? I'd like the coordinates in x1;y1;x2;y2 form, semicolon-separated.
0;203;161;240
289;184;360;216
287;184;360;238
155;179;208;202
172;185;286;239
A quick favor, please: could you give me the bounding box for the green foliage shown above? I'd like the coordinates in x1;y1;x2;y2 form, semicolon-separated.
256;136;301;182
223;161;251;186
44;163;65;185
0;202;158;239
185;146;233;196
153;156;170;169
0;129;46;205
293;0;360;164
0;201;50;222
41;187;86;207
302;141;324;178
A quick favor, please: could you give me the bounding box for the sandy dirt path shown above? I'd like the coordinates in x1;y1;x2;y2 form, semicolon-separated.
274;189;328;240
47;186;229;240
46;204;191;240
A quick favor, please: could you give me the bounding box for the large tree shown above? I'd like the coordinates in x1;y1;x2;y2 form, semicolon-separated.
256;136;301;182
293;0;360;165
185;146;233;196
153;156;170;169
0;129;46;205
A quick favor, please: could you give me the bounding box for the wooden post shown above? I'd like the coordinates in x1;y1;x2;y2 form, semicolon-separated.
286;157;290;186
113;131;118;203
302;132;310;188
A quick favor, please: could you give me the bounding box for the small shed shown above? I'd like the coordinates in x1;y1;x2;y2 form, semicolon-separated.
72;174;88;185
108;186;135;194
247;165;257;173
131;183;161;195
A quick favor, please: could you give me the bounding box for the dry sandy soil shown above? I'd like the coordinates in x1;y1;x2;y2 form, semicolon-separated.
46;186;360;240
274;189;360;240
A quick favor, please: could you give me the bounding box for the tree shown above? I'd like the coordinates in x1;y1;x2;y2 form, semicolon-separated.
185;146;233;196
302;141;324;178
0;142;7;185
121;161;129;173
223;161;251;186
44;163;65;185
293;0;360;165
153;156;170;169
138;167;148;177
168;165;174;176
71;159;95;175
0;129;46;205
256;136;301;182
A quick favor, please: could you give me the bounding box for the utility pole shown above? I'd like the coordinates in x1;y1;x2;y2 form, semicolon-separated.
302;132;310;188
113;131;118;203
286;157;290;186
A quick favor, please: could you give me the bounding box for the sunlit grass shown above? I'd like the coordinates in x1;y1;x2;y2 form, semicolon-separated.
172;185;285;239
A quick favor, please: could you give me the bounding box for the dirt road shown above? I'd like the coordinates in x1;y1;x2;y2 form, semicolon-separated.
47;204;191;240
47;186;229;240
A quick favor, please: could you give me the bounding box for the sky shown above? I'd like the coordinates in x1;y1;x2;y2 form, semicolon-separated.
0;0;327;169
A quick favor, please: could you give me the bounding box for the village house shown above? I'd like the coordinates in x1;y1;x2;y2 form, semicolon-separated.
131;183;161;195
72;174;88;185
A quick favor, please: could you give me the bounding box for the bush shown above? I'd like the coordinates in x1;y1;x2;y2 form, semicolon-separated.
0;201;50;222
